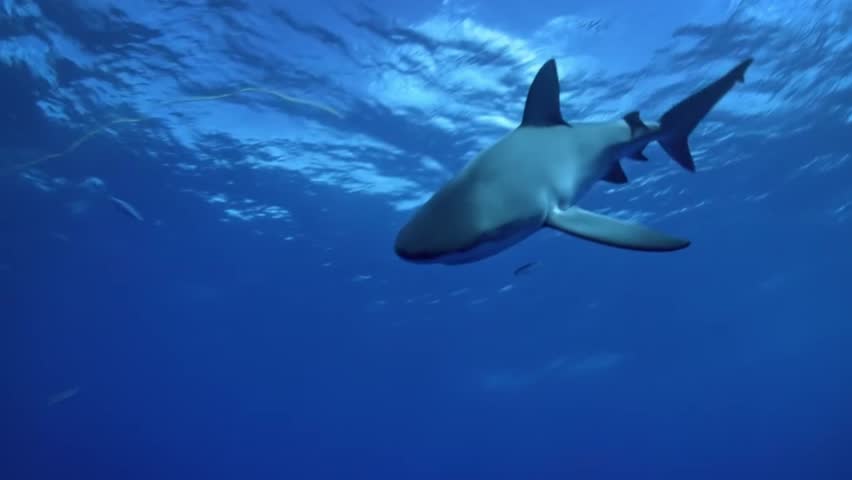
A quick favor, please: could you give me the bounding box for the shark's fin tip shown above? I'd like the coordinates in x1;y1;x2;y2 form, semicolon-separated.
733;57;754;83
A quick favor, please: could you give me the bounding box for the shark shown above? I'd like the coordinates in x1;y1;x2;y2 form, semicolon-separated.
394;56;753;265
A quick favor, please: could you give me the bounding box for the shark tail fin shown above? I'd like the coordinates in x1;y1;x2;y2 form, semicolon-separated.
657;58;754;172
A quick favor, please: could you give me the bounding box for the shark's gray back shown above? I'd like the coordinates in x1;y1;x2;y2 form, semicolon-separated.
465;121;633;209
432;142;546;234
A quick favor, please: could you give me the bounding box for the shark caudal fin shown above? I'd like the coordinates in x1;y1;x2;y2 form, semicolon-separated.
657;58;753;172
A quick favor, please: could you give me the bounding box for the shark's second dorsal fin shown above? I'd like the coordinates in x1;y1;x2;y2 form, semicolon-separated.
623;111;650;137
521;59;570;128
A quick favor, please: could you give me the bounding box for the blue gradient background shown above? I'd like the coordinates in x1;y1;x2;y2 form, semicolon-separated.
2;0;851;478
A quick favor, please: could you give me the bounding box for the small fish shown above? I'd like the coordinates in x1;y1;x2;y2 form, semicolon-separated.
110;195;144;222
513;261;539;276
48;386;80;406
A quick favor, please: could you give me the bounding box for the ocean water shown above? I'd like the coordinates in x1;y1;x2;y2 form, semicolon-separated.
2;0;851;478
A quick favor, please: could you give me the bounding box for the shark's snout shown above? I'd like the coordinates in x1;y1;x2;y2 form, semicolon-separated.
394;223;424;262
394;244;420;262
394;218;443;263
394;234;415;261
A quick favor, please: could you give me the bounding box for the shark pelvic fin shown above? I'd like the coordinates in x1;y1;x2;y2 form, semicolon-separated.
602;162;628;184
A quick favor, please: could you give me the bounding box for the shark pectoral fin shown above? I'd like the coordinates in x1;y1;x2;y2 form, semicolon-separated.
546;207;691;252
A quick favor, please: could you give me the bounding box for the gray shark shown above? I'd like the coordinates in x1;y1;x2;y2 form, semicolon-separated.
394;57;753;265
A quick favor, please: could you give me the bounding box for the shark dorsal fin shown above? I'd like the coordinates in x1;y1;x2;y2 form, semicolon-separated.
520;59;570;127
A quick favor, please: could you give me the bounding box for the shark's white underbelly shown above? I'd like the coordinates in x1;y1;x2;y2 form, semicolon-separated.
430;218;541;265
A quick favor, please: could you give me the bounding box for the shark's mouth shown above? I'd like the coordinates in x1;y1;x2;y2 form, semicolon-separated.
395;217;542;265
394;247;446;263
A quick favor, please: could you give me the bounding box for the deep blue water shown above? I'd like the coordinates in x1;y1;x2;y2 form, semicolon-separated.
2;0;852;478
